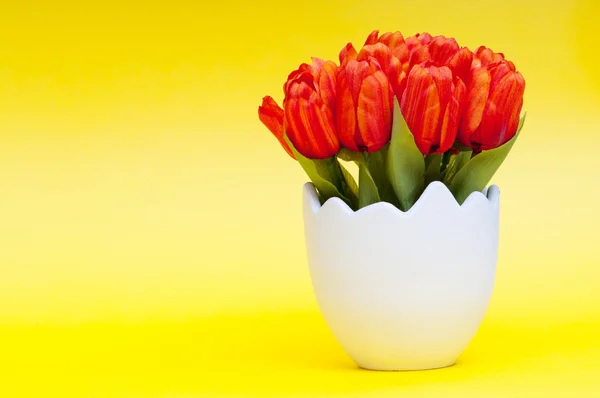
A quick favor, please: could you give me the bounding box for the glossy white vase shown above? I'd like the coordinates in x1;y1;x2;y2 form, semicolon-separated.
303;181;500;371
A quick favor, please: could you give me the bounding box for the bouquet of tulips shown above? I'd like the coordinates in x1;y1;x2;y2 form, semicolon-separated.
258;30;526;211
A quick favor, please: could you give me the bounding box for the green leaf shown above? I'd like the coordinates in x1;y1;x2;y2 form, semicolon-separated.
338;161;359;210
448;113;527;204
386;98;426;211
442;150;472;185
283;135;352;206
424;153;442;186
365;147;400;207
517;111;527;133
440;151;452;174
337;148;364;163
358;160;380;209
451;142;473;152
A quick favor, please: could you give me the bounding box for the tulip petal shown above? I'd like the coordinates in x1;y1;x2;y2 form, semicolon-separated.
310;57;324;73
284;97;310;155
343;60;371;109
474;46;505;66
458;66;491;142
405;33;434;70
408;45;430;68
339;43;358;67
356;70;393;152
336;68;359;151
438;77;465;153
401;66;441;154
448;47;473;82
416;33;433;45
428;36;460;65
285;95;339;159
379;31;409;62
474;70;525;149
284;63;310;93
357;42;406;100
357;43;393;73
364;30;380;45
488;62;515;92
314;59;338;112
428;65;454;150
389;56;406;99
312;102;340;157
259;96;295;158
259;96;284;136
285;72;316;100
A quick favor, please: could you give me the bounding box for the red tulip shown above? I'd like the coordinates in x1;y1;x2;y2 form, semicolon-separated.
283;58;340;159
352;32;473;97
364;30;409;66
340;31;409;100
258;96;295;159
357;43;405;102
401;63;466;155
341;31;410;69
404;34;474;82
284;58;337;112
458;49;526;151
258;58;339;159
426;36;473;82
336;57;394;153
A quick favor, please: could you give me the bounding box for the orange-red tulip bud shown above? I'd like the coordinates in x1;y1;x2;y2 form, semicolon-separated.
283;58;340;159
336;57;394;153
258;96;295;159
401;63;466;155
458;49;526;151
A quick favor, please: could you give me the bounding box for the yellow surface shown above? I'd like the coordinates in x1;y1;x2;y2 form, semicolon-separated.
1;0;599;396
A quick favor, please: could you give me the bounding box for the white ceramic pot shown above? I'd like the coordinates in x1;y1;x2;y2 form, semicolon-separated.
303;181;500;371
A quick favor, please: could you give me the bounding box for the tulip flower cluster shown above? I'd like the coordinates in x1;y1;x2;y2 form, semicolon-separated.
259;30;526;210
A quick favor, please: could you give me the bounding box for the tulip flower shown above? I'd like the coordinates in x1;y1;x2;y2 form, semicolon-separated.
283;58;340;159
258;29;527;211
351;31;473;99
259;58;340;159
401;63;466;155
284;58;337;112
458;50;526;151
258;96;295;159
336;57;394;153
356;43;405;102
340;31;411;101
364;30;409;66
426;36;473;82
404;34;474;83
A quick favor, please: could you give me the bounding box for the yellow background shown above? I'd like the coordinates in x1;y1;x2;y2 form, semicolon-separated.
1;0;599;396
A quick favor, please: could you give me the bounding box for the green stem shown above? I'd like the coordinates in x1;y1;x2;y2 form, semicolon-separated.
440;151;452;174
363;146;401;207
283;134;356;208
441;153;455;180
